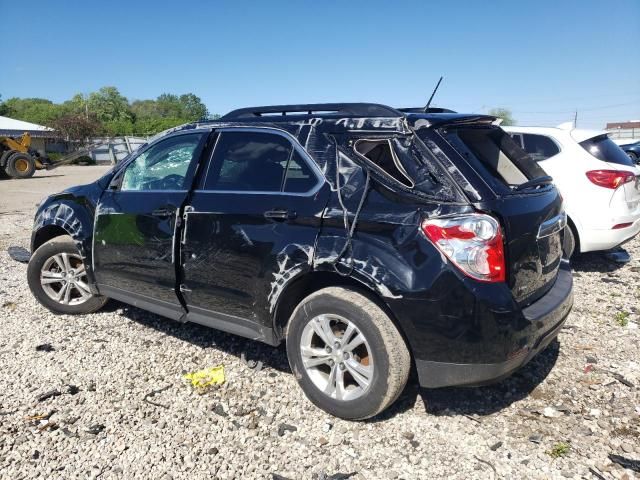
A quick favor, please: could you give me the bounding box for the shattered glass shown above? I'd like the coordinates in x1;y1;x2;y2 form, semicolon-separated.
121;133;203;191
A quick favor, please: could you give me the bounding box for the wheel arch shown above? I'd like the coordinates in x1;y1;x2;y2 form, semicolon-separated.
272;270;411;352
32;200;98;287
32;224;71;252
566;215;581;254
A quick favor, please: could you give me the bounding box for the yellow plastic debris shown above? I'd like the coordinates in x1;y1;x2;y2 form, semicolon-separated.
183;366;225;391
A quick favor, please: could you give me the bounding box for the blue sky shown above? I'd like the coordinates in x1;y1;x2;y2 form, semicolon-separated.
1;0;639;129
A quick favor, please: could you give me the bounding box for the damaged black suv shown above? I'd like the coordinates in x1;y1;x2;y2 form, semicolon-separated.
27;103;573;419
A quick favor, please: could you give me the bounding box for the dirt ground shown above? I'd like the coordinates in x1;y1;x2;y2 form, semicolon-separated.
0;167;639;479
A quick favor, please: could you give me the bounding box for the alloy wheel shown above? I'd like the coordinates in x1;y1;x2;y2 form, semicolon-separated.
299;314;374;401
40;252;92;305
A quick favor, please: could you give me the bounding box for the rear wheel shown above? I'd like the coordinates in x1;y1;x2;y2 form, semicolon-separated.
27;236;108;314
563;224;577;258
5;152;36;179
628;151;638;164
286;287;410;420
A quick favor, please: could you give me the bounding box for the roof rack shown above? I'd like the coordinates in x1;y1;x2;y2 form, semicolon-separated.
220;103;403;121
397;107;457;114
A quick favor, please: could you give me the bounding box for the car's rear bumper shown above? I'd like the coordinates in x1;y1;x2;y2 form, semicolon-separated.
416;261;573;388
580;216;640;252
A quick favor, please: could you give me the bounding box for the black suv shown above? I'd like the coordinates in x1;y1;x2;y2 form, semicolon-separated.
27;103;573;419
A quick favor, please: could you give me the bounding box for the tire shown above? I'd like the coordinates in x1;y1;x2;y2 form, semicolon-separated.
563;224;577;258
27;236;108;315
286;286;410;420
628;151;638;164
5;152;36;179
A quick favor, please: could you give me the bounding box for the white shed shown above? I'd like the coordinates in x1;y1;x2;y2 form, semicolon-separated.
0;116;56;155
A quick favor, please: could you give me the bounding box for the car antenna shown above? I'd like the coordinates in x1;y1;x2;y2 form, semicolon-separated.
424;76;444;112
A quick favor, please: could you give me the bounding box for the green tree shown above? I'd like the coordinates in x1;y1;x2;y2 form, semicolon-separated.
130;99;158;120
1;97;63;125
488;107;516;126
0;88;214;136
179;93;208;121
61;93;89;117
155;93;183;118
87;87;132;123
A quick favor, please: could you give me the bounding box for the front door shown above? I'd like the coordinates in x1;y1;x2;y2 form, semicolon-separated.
180;128;328;338
93;131;208;319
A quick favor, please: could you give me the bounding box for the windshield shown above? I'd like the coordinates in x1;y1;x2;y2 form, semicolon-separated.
580;134;635;167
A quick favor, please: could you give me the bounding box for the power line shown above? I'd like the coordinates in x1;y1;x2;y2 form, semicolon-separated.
488;89;640;106
511;99;640;115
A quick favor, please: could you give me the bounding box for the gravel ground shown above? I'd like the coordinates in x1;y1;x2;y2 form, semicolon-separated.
0;172;639;479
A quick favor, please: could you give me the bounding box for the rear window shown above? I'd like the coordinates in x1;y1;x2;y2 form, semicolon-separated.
522;134;560;162
444;127;547;191
580;134;635;166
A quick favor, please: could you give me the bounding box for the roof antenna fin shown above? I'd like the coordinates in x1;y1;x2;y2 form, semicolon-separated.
424;76;444;112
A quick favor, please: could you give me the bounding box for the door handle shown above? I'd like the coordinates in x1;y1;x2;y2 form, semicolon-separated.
264;209;297;221
151;207;175;218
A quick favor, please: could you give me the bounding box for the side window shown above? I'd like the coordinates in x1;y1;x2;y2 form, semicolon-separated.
121;133;203;191
522;134;560;162
283;150;318;193
354;139;413;187
205;131;319;193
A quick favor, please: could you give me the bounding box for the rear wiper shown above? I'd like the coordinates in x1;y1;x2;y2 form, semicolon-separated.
514;175;553;191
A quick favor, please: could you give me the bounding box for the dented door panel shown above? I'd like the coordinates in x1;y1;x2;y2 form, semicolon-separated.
181;184;330;327
92;190;185;306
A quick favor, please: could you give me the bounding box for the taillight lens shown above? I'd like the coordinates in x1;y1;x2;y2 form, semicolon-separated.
586;170;635;189
422;214;505;283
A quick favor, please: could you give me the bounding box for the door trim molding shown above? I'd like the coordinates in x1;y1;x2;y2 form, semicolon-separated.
186;305;279;346
98;284;185;321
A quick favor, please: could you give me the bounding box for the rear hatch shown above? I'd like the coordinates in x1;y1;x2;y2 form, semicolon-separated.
577;133;640;208
419;124;565;305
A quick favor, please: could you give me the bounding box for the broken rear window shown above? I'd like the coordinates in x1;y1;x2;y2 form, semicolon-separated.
355;139;414;188
351;135;462;202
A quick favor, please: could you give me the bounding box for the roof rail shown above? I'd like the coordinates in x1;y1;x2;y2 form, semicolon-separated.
220;103;403;121
397;107;457;114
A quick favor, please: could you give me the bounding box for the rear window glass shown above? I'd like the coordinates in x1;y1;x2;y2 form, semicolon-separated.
522;134;560;161
444;127;547;191
580;134;634;166
355;139;414;188
283;149;318;193
347;135;462;202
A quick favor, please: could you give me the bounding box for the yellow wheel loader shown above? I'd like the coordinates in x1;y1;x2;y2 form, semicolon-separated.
0;132;53;179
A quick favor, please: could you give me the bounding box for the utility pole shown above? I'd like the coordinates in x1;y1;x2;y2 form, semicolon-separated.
574;110;578;128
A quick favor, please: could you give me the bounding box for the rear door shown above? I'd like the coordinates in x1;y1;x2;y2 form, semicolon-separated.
429;126;565;304
93;131;207;319
180;128;328;336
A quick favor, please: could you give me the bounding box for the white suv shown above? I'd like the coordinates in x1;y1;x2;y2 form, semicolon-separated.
504;125;640;255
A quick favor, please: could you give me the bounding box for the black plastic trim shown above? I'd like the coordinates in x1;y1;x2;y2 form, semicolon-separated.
186;306;279;346
98;285;185;321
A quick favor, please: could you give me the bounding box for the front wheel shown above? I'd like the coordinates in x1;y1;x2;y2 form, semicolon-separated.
286;287;411;420
27;236;108;314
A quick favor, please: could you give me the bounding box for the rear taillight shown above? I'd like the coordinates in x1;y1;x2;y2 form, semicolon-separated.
586;170;635;189
422;214;505;283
